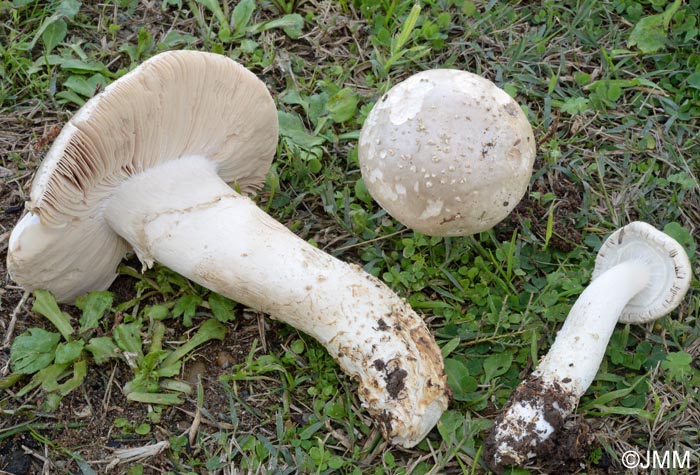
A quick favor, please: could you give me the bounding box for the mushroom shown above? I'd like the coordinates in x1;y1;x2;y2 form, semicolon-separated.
358;69;536;236
483;221;692;470
7;51;449;448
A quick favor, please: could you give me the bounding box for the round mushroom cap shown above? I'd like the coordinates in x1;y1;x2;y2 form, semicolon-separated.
358;69;536;236
592;221;692;323
7;50;278;302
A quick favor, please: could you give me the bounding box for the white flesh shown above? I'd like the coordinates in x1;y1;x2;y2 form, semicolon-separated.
103;155;448;447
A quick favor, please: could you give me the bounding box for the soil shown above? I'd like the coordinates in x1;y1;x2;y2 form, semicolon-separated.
0;307;291;473
383;367;408;399
0;432;41;474
496;158;585;252
483;375;597;474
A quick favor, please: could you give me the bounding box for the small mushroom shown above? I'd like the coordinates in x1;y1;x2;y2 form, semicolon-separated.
483;221;692;470
7;51;449;448
358;69;536;236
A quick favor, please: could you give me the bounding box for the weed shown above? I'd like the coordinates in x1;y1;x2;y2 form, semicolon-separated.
1;0;699;473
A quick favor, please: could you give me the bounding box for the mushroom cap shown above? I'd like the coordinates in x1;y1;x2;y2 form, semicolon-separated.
358;69;536;236
592;221;692;323
7;50;278;302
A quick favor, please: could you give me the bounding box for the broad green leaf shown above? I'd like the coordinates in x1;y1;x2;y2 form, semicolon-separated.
663;222;696;256
56;359;87;395
56;0;81;18
124;373;160;395
208;293;236;322
135;423;151;435
585;79;628;106
483;352;513;381
157;361;181;378
55;340;85;365
667;172;696;190
437;409;463;444
159;379;192;393
0;374;23;389
120;28;154;62
253;14;304;39
157;30;197;50
440;337;461;359
139;349;168;374
38;363;71;392
232;0;255;37
42;392;63;412
60;59;112;76
63;73;107;97
627;0;682;53
76;291;113;333
354;178;372;205
113;322;143;360
55;89;86;106
559;96;590;115
197;0;228;26
126;391;183;405
461;1;476;16
307;157;322;173
29;13;62;49
10;328;61;374
15;363;68;397
239;38;258;53
85;337;120;364
145;304;170;320
172;294;202;327
63;75;99;98
32;290;74;341
278;111;325;149
41;19;67;53
281;89;309;113
687;72;700;90
444;358;477;399
394;4;421;51
326;87;359;123
661;351;693;381
163;319;226;367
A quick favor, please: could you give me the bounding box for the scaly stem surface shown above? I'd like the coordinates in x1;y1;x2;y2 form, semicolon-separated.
105;155;448;447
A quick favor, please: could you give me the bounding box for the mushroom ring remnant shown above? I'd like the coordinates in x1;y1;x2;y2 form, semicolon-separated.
483;221;692;470
7;51;449;448
358;69;536;236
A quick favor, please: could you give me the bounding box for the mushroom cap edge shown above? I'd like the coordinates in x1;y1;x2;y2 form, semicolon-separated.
592;221;692;323
7;50;279;302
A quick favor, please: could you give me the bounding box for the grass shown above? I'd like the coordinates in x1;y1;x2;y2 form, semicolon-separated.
1;0;699;474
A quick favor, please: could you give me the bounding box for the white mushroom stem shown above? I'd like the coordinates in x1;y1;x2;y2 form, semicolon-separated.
103;155;448;448
485;259;650;468
536;259;650;394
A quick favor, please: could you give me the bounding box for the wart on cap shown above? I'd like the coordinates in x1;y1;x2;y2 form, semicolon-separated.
359;69;536;236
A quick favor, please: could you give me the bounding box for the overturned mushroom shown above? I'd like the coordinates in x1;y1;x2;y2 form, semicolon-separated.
7;51;449;448
484;221;692;470
358;69;536;236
